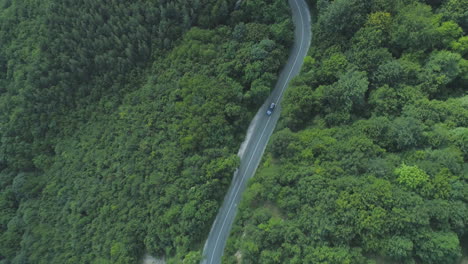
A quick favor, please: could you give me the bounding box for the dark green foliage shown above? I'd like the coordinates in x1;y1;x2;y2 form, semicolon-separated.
438;0;468;32
224;0;468;263
322;70;369;125
0;0;292;262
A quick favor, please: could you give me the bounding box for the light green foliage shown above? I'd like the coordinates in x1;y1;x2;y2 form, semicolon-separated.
225;0;468;263
302;56;315;71
395;164;429;189
436;21;463;48
450;36;468;56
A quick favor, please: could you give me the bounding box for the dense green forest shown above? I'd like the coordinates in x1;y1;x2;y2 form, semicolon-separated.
225;0;468;263
0;0;293;263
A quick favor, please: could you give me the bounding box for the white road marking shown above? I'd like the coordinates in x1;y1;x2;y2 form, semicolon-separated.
276;0;306;103
208;117;271;264
207;1;307;263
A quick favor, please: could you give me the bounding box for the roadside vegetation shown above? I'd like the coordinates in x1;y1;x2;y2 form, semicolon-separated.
0;0;293;263
224;0;468;263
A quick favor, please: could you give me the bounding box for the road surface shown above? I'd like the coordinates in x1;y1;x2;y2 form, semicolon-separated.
201;0;311;263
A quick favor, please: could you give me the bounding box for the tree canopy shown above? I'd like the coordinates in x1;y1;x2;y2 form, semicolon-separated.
0;0;294;262
224;0;468;263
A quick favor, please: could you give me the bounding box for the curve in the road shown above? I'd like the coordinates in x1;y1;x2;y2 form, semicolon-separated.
275;0;307;103
201;0;311;263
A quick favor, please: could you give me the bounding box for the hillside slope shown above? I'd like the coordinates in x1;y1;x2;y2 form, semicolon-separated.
0;0;294;263
224;0;468;263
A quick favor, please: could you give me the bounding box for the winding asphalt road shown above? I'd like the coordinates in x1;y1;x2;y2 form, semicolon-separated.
201;0;311;263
